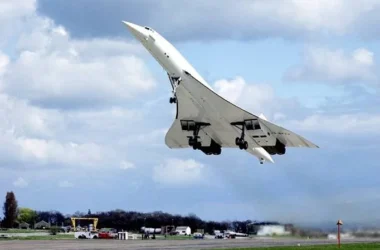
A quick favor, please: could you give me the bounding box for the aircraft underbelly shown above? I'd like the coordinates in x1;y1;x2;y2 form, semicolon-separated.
179;80;246;148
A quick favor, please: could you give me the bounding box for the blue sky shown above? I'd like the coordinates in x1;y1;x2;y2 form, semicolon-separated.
1;0;380;227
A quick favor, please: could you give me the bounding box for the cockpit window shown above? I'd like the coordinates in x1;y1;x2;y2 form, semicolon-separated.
144;26;154;32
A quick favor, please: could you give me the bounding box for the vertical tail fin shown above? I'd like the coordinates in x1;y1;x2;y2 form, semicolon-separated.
259;113;268;121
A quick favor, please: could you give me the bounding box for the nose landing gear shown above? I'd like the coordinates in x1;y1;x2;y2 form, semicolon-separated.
169;97;177;103
168;75;181;104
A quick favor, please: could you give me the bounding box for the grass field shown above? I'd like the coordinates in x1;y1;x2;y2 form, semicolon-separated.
211;243;380;250
0;234;74;240
0;229;48;233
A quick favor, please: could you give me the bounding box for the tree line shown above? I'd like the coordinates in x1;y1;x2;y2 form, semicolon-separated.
1;191;256;234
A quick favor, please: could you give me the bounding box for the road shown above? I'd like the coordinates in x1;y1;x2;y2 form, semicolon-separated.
1;238;380;250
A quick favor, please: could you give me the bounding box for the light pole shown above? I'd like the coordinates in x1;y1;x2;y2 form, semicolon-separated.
337;220;343;248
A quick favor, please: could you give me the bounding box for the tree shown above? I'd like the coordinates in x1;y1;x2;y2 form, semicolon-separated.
36;210;65;225
2;191;18;228
18;208;37;225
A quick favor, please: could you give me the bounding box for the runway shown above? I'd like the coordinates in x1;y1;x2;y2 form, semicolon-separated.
1;238;380;250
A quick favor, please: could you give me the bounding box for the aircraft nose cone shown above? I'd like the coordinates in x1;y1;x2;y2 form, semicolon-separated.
122;21;139;31
122;21;148;41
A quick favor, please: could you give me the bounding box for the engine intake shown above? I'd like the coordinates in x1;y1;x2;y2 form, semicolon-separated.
263;139;286;155
199;139;222;155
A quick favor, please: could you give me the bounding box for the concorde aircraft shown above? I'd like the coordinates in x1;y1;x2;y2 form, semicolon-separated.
122;21;318;164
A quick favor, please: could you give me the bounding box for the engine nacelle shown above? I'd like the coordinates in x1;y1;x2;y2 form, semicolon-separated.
263;139;286;155
199;139;222;155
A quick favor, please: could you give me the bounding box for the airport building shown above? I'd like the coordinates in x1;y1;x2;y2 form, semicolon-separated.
175;226;191;235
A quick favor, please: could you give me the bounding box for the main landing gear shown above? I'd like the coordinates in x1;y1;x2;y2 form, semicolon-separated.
235;137;248;150
231;121;248;150
188;136;201;150
186;122;210;150
181;120;221;155
168;75;181;104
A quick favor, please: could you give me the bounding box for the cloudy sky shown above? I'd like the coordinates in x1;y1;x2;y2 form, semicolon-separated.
1;0;380;227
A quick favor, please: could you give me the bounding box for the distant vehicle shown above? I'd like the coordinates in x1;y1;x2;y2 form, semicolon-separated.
224;230;249;238
74;231;98;239
215;233;224;239
98;228;118;239
193;233;204;239
141;227;162;234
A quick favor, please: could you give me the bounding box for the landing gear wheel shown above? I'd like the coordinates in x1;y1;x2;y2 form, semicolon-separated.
237;139;248;150
235;137;240;145
169;97;177;103
189;137;201;150
192;141;201;150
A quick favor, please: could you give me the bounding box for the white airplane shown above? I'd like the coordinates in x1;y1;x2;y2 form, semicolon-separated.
122;21;318;164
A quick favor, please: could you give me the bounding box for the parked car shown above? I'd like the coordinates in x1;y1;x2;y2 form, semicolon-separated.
193;233;204;239
98;228;118;239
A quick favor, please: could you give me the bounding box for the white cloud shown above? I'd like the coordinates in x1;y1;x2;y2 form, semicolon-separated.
0;0;36;45
0;92;131;169
37;0;380;41
16;138;107;167
0;94;64;138
0;2;156;171
13;177;28;188
58;180;74;188
212;76;380;136
152;158;205;185
213;77;284;119
0;51;9;76
284;47;377;84
286;113;380;135
120;161;135;170
1;12;156;109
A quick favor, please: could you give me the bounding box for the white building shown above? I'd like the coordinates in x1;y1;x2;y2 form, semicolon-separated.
175;226;191;235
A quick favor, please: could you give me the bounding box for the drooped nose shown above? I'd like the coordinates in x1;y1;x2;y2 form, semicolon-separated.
122;21;148;41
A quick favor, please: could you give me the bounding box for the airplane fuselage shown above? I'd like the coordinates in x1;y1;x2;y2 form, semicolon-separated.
124;23;213;90
122;21;310;164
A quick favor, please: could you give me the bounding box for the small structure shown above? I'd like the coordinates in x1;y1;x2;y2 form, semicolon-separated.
34;220;51;229
161;225;175;235
117;232;138;240
71;217;98;231
19;222;30;229
175;226;191;235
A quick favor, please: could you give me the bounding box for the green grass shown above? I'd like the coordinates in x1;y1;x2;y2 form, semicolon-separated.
0;234;74;240
0;229;47;233
209;243;380;250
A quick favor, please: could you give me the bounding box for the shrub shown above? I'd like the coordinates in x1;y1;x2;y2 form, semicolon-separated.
49;226;60;235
